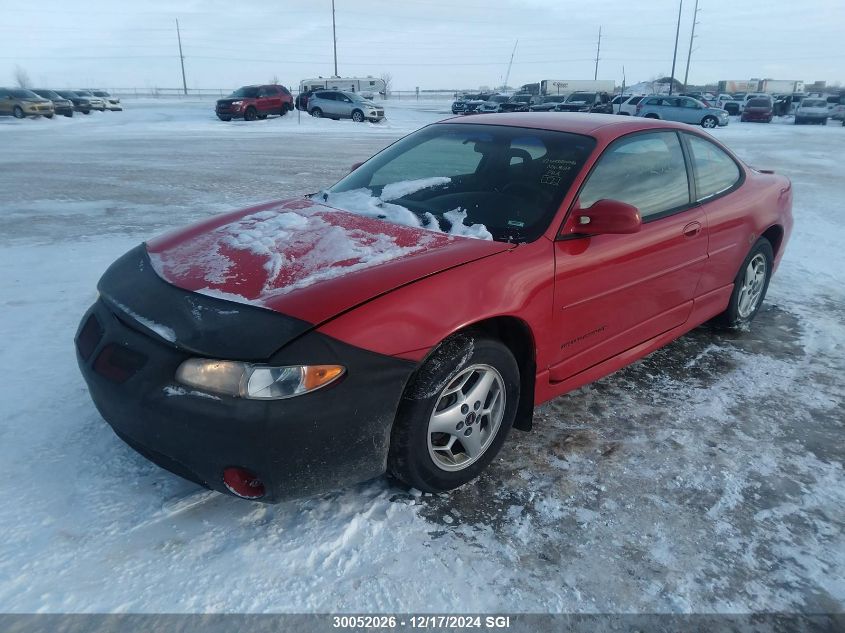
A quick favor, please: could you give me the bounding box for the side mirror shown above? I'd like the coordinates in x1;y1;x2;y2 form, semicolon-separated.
562;199;642;236
349;161;364;173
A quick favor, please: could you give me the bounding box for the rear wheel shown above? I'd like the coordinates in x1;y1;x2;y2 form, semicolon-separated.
644;113;659;119
244;107;258;121
279;103;289;116
13;106;25;119
310;107;322;118
712;238;774;329
257;113;267;120
388;334;519;493
44;113;54;119
352;109;365;123
64;111;74;118
702;115;718;128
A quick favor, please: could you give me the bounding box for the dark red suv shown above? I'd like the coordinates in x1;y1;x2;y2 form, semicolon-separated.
216;84;294;121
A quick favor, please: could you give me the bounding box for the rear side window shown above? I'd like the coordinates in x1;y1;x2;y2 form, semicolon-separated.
578;132;690;220
685;135;741;201
628;96;643;105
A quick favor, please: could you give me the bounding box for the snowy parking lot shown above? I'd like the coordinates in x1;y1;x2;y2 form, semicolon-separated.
0;100;843;615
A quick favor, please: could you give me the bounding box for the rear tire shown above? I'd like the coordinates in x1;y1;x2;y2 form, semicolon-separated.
712;238;774;330
644;113;659;119
64;111;74;118
45;113;54;119
388;334;519;493
702;115;718;128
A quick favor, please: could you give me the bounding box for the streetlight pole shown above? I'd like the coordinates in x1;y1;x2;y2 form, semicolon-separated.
669;0;683;95
594;26;602;81
683;0;700;90
176;18;187;96
331;0;338;77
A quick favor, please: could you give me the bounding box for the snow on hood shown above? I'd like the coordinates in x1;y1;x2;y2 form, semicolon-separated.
146;197;511;323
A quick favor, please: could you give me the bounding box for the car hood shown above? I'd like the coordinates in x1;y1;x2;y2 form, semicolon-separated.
146;197;512;326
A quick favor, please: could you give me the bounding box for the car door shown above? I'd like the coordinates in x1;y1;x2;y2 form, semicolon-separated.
336;93;354;118
549;130;708;382
678;97;704;124
0;89;12;116
319;92;338;116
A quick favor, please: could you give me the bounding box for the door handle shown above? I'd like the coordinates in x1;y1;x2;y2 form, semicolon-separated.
683;221;702;237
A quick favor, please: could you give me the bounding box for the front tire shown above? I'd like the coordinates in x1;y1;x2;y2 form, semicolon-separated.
644;113;659;119
244;107;258;121
310;107;322;118
351;109;365;122
13;106;25;119
712;238;774;329
388;334;519;493
702;115;718;128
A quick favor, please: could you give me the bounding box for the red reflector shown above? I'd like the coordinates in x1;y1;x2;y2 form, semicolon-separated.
222;467;265;499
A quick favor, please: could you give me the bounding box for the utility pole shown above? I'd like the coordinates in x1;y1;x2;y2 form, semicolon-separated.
594;26;602;81
176;18;187;96
502;40;518;91
683;0;700;90
331;0;338;77
669;0;683;94
622;65;626;94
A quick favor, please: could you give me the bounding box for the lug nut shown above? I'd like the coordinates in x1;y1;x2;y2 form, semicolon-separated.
456;421;464;430
461;404;469;414
474;401;481;410
464;428;472;436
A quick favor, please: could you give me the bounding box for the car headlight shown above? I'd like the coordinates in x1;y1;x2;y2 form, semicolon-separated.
175;359;345;399
231;100;243;107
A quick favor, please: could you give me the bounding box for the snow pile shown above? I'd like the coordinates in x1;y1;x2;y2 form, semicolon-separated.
325;178;493;241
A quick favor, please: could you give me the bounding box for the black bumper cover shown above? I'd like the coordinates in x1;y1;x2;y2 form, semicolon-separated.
76;245;417;502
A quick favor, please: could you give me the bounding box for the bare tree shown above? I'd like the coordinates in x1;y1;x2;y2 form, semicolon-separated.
380;72;393;98
14;66;31;89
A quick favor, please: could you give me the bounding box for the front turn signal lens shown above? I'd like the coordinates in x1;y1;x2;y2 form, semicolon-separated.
303;365;345;391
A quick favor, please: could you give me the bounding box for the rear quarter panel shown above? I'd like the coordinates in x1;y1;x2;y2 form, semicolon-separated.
698;166;792;294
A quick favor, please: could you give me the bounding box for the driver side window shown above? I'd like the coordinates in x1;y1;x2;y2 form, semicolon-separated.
578;132;690;220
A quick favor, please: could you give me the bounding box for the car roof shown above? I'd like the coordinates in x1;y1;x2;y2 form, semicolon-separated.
436;112;700;140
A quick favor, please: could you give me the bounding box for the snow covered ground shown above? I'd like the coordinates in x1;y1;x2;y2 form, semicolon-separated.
0;100;843;614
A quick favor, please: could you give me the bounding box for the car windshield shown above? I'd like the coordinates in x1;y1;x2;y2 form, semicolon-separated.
93;91;109;97
9;89;40;99
747;99;771;107
802;99;826;108
345;92;365;102
488;96;509;103
323;123;596;243
566;92;595;103
544;96;567;103
34;90;59;99
229;87;260;98
76;90;94;96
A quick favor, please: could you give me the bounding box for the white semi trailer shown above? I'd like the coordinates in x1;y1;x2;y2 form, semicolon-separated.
539;79;616;96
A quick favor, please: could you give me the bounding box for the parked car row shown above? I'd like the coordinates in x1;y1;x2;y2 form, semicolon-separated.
0;87;121;119
216;84;385;123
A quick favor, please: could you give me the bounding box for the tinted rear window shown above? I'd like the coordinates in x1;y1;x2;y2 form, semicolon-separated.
747;99;771;107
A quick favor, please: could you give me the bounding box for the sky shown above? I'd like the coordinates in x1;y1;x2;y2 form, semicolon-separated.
1;0;843;93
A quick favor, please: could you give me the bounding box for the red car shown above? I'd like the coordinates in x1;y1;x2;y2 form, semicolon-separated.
215;84;294;121
741;98;774;123
76;114;792;502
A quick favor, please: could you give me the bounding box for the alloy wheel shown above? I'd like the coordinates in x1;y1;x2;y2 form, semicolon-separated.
427;364;506;472
737;253;767;318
